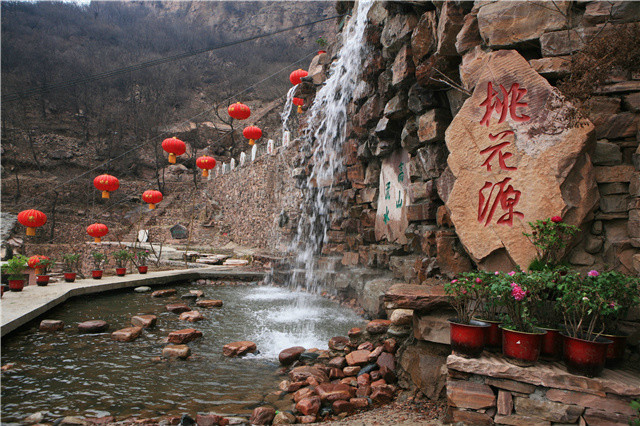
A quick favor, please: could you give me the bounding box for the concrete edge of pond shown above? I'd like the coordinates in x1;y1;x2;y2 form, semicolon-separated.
0;267;266;337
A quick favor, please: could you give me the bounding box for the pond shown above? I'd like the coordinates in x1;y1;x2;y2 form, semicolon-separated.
1;282;366;422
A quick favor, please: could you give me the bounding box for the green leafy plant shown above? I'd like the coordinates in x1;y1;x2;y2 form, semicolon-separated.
316;36;327;48
37;257;55;275
91;251;106;270
63;253;81;273
493;271;538;333
445;273;486;324
112;249;134;268
523;216;579;270
596;271;640;335
630;400;640;426
472;270;503;322
134;250;150;266
2;255;29;280
527;267;565;328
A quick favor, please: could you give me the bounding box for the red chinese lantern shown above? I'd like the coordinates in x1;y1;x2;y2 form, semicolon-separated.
293;97;304;114
87;223;109;243
289;69;308;85
162;137;186;164
243;126;262;146
18;209;47;236
93;174;120;199
142;190;163;210
196;156;217;177
228;102;251;120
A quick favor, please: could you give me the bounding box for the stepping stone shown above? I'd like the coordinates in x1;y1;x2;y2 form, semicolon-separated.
168;328;202;344
222;341;257;357
279;346;306;366
39;319;64;332
131;315;157;328
181;293;198;301
179;311;204;322
166;303;191;314
196;299;223;308
111;326;143;342
151;289;177;297
78;320;109;333
134;286;152;293
162;345;191;359
189;290;204;297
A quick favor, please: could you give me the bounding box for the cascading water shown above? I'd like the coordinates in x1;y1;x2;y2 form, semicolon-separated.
289;0;373;291
281;85;296;137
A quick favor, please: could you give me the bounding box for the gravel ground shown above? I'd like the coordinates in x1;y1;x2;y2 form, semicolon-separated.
323;398;447;425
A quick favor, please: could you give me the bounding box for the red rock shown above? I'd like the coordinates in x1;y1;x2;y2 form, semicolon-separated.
179;311;204;322
370;370;382;381
358;341;374;351
195;414;228;426
296;415;316;424
448;408;493;426
222;341;256;357
306;376;320;387
289;366;328;383
328;336;350;351
545;389;635;416
131;315;157;328
249;407;275;425
315;383;356;402
86;415;116;425
357;373;371;387
196;299;223;308
78;320;109;333
293;387;316;403
39;319;64;332
368;346;384;362
383;283;449;311
370;386;394;406
189;290;204;297
447;380;496;410
498;390;513;416
329;368;345;380
328;356;347;369
162;344;191;359
111;326;143;342
514;397;582;423
151;289;176;297
346;350;371;366
371;379;386;388
341;377;357;386
493;414;550;426
376;352;395;371
351;397;369;409
356;385;372;397
380;366;396;384
167;328;202;344
348;327;362;338
279;346;305;366
343;366;360;376
295;396;321;416
166;303;191;314
332;400;356;415
583;408;633;426
285;381;306;393
366;319;391;334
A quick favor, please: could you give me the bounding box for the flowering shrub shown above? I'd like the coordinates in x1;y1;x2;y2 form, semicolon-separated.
493;271;538;333
597;271;640;334
523;216;579;270
444;272;487;324
135;250;151;266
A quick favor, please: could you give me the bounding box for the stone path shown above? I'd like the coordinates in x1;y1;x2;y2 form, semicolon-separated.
0;267;264;337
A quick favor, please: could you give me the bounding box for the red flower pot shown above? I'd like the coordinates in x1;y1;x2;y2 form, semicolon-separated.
539;326;563;360
8;279;25;292
501;327;546;367
449;319;490;358
602;333;627;368
36;275;50;286
137;266;148;274
92;270;103;279
64;272;77;283
562;334;612;377
116;268;127;276
475;317;502;350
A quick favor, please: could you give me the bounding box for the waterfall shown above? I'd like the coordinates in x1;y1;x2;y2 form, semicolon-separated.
289;0;373;291
281;85;297;138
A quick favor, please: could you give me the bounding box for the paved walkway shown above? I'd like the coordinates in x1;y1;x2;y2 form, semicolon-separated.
1;267;265;337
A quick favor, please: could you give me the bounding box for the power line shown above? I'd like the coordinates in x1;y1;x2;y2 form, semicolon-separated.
3;14;340;102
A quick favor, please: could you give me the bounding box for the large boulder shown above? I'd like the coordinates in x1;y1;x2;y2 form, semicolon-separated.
444;50;598;270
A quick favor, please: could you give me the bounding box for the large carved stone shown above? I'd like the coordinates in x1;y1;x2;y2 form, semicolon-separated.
375;150;412;244
444;50;598;270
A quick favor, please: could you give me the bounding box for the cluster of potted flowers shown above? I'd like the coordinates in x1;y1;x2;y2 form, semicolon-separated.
445;216;639;377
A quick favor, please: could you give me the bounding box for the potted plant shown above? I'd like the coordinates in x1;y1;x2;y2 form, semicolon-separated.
91;251;106;279
62;253;81;282
444;274;490;358
523;216;579;271
316;36;327;55
35;257;55;286
113;249;133;276
2;255;28;291
529;268;565;360
597;271;639;368
134;250;150;274
557;271;613;377
495;271;547;367
471;270;504;351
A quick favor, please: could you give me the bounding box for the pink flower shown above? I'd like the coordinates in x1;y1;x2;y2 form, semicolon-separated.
609;302;616;308
582;296;589;302
495;271;500;275
587;270;599;277
511;284;526;301
475;278;482;284
508;271;516;276
462;289;467;294
451;279;458;284
551;216;562;223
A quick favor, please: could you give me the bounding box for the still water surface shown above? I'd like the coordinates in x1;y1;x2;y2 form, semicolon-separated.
1;283;365;422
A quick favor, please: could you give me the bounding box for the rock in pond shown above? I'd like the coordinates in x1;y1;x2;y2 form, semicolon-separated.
289;366;329;383
296;396;321;416
179;311;204;322
249;406;275;425
162;345;191;359
78;320;109;333
346;350;371;366
39;319;64;332
189;290;204;297
222;341;257;357
328;336;350;351
111;326;143;342
131;314;157;328
278;346;305;365
195;414;228;426
134;286;152;293
166;303;191;314
151;289;177;297
196;299;223;308
272;411;296;425
181;293;198;301
315;383;356;403
168;328;203;344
